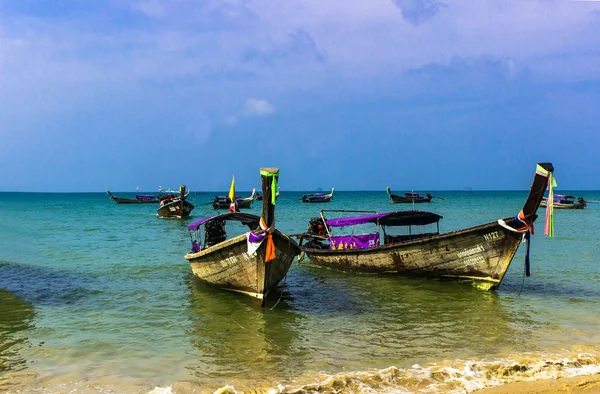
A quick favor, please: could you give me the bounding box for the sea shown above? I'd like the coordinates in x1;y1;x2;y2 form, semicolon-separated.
1;190;599;394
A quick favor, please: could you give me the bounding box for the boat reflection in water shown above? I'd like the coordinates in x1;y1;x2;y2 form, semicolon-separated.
183;274;304;392
180;265;539;393
0;288;35;374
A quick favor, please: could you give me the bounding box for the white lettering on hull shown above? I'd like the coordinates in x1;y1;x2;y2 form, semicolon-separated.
222;256;238;267
483;231;502;241
462;255;485;267
456;244;485;258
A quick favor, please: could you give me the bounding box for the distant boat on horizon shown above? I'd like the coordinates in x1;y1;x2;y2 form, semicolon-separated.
301;188;334;203
107;190;159;204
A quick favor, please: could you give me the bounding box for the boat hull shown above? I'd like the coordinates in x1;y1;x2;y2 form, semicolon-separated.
108;191;158;204
301;218;525;289
111;196;158;204
302;197;332;203
157;200;195;218
185;231;300;302
539;201;585;209
212;199;254;210
389;195;431;203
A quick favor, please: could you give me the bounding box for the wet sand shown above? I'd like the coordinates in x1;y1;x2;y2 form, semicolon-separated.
475;374;600;394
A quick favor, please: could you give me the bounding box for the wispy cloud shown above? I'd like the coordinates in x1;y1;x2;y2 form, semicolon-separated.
224;98;275;125
133;0;165;18
243;99;275;116
391;0;446;25
242;29;327;66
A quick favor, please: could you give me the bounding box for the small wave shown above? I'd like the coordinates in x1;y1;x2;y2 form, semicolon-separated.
207;350;600;394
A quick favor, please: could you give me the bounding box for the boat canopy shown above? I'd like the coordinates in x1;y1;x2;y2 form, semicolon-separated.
325;211;442;228
187;212;260;231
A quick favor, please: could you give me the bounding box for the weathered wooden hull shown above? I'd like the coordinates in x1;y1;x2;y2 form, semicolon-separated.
389;194;432;203
108;191;158;204
302;196;332;203
301;217;525;289
157;200;194;218
185;231;300;302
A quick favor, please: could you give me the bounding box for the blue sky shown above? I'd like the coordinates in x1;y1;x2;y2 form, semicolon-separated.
1;0;599;192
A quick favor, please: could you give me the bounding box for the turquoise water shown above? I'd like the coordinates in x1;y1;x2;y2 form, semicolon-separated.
1;190;600;393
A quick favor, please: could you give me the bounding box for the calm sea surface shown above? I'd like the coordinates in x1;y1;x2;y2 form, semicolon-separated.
1;190;599;393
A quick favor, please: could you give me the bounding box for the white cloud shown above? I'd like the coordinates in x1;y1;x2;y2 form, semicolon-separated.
133;0;165;18
243;99;275;117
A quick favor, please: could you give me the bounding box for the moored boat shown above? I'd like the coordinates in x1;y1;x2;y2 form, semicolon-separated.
107;190;159;204
386;188;434;203
298;163;555;290
301;188;334;203
540;195;586;210
211;189;256;210
185;168;300;305
157;185;194;218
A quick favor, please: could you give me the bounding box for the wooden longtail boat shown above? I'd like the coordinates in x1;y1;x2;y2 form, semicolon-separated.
107;190;159;204
386;188;434;203
157;185;194;218
301;188;334;203
211;189;256;210
540;195;586;210
298;163;554;290
185;168;300;305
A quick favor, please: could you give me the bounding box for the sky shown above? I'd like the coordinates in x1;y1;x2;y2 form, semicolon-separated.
1;0;599;192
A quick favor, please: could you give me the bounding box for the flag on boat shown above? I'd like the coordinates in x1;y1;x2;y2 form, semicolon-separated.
228;175;239;213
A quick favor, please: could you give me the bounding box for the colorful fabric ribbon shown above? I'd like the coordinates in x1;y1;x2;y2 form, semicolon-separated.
535;164;556;238
260;217;276;262
524;230;531;276
246;217;276;262
259;169;279;205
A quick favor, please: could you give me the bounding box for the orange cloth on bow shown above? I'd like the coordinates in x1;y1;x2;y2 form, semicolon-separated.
260;217;277;263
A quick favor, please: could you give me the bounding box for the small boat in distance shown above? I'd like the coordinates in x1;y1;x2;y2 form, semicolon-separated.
298;163;555;290
157;185;194;218
257;187;280;201
386;188;434;203
211;189;256;210
301;188;334;203
107;190;159;204
540;194;586;210
185;168;300;305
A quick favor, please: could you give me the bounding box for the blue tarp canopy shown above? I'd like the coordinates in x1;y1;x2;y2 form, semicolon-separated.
325;211;442;228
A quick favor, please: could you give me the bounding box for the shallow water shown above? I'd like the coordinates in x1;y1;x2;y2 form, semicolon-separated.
0;190;599;393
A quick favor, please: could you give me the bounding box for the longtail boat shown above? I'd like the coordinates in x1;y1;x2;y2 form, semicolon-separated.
211;189;256;210
540;194;586;210
298;163;555;290
386;188;435;203
301;188;334;203
107;190;159;204
157;184;194;218
185;168;300;305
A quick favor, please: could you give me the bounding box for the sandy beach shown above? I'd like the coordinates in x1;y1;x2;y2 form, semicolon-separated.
475;374;600;394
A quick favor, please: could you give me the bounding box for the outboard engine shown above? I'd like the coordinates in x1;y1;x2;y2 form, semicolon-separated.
307;217;328;237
